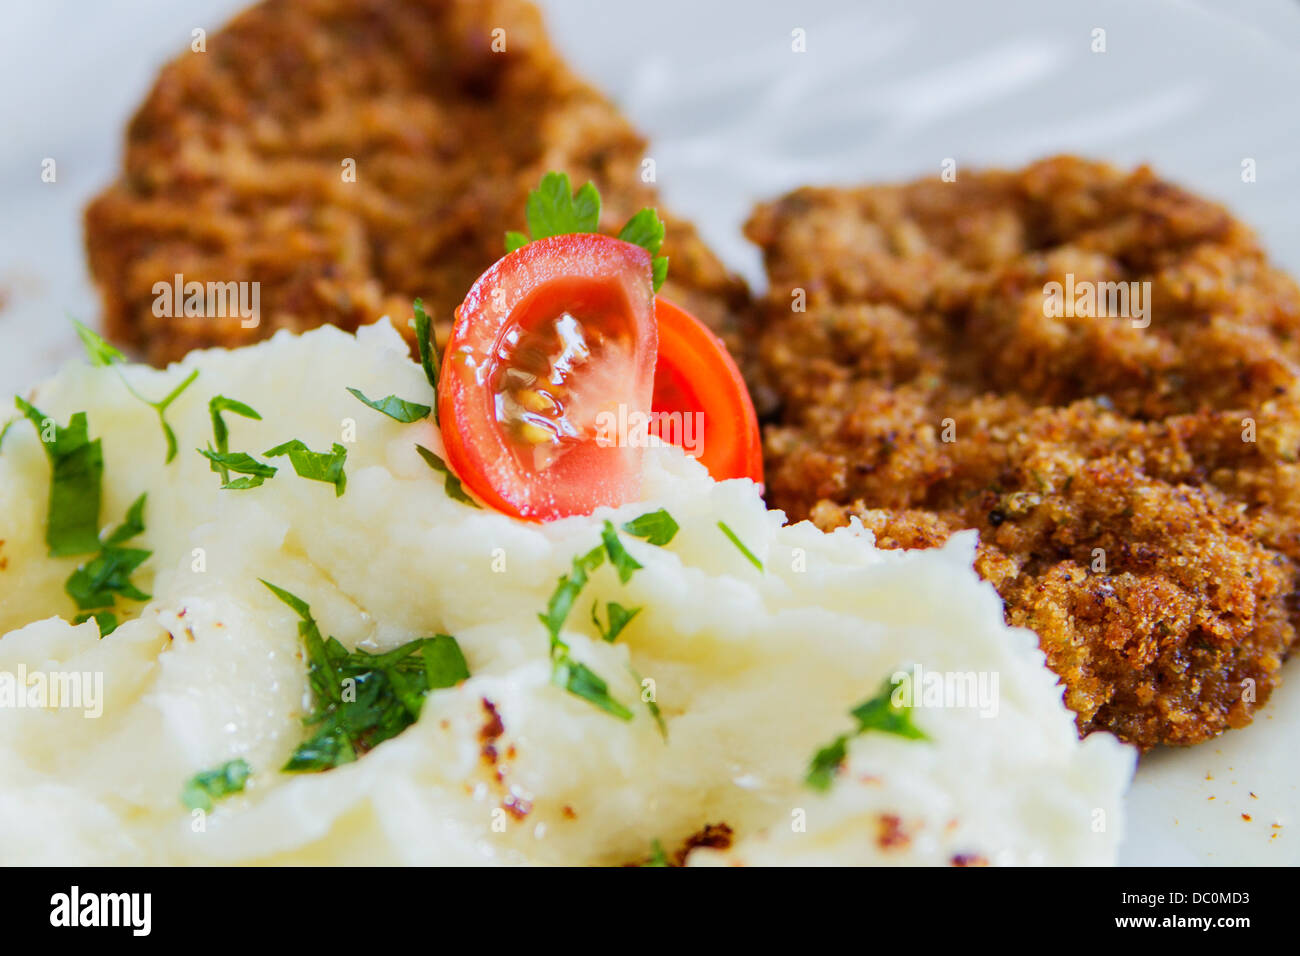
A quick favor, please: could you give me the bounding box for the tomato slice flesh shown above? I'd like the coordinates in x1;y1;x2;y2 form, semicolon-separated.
651;297;764;485
437;234;657;521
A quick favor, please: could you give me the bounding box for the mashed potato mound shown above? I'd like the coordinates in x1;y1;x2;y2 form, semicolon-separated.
0;320;1133;865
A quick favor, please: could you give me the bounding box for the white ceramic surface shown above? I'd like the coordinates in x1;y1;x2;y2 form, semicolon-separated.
0;0;1297;865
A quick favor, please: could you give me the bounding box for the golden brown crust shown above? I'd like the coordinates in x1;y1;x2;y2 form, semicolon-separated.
84;0;749;365
749;156;1300;749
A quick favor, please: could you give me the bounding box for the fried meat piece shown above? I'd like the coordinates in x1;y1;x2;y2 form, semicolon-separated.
748;156;1300;748
85;0;748;365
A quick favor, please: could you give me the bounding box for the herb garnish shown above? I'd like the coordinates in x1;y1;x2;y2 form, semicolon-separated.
505;172;669;291
601;520;643;583
12;398;103;557
717;520;763;571
412;299;441;423
198;447;278;489
346;386;431;423
805;678;930;792
181;758;252;812
71;318;197;464
538;546;635;721
414;443;481;507
203;395;266;487
551;657;633;720
622;508;679;546
591;600;641;643
65;493;151;635
264;440;348;496
262;580;469;771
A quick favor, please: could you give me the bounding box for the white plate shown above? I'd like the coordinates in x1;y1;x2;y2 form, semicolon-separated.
1;0;1297;865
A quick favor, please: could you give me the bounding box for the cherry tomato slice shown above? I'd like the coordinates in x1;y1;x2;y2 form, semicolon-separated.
437;234;657;521
651;297;763;485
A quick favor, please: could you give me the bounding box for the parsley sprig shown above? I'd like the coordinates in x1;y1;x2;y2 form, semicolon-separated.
505;172;669;291
72;318;198;464
262;581;469;771
201;395;273;489
805;678;930;792
264;440;348;497
65;493;152;636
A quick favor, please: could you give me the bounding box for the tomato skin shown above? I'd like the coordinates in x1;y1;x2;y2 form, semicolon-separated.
652;298;763;486
437;234;657;521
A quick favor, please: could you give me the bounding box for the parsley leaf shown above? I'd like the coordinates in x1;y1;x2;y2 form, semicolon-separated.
622;508;679;546
198;447;277;489
601;520;643;583
71;318;198;464
644;839;671;867
74;610;118;636
264;440;348;496
538;546;605;652
71;317;125;366
538;545;635;721
206;395;262;485
617;209;669;291
64;493;152;636
805;736;850;793
591;600;641;643
717;520;763;571
262;580;469;772
14;397;103;557
181;758;251;812
412;299;440;422
805;678;930;792
346;387;430;423
552;657;633;721
505;173;669;290
414;444;481;507
526;172;602;240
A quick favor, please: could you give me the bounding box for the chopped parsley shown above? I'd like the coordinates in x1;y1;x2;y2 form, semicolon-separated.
591;600;640;643
415;444;481;507
198;448;277;490
262;580;469;772
202;395;261;486
805;678;930;792
264;440;348;496
71;318;197;464
621;508;679;546
65;493;151;637
505;172;669;290
181;758;251;812
13;398;103;557
551;657;633;720
717;520;763;571
539;546;605;652
346;386;431;423
643;839;671;867
538;545;634;722
601;520;643;583
412;299;440;422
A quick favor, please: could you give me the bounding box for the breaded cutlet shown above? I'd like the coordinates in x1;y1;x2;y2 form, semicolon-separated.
746;156;1300;749
84;0;749;366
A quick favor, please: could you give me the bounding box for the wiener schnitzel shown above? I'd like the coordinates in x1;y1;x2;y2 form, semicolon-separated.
747;156;1300;748
84;0;748;365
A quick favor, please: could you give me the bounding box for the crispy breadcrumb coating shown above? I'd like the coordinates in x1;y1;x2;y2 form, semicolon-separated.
748;156;1300;748
85;0;748;365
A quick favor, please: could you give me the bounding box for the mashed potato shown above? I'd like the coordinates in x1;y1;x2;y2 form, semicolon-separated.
0;320;1133;865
